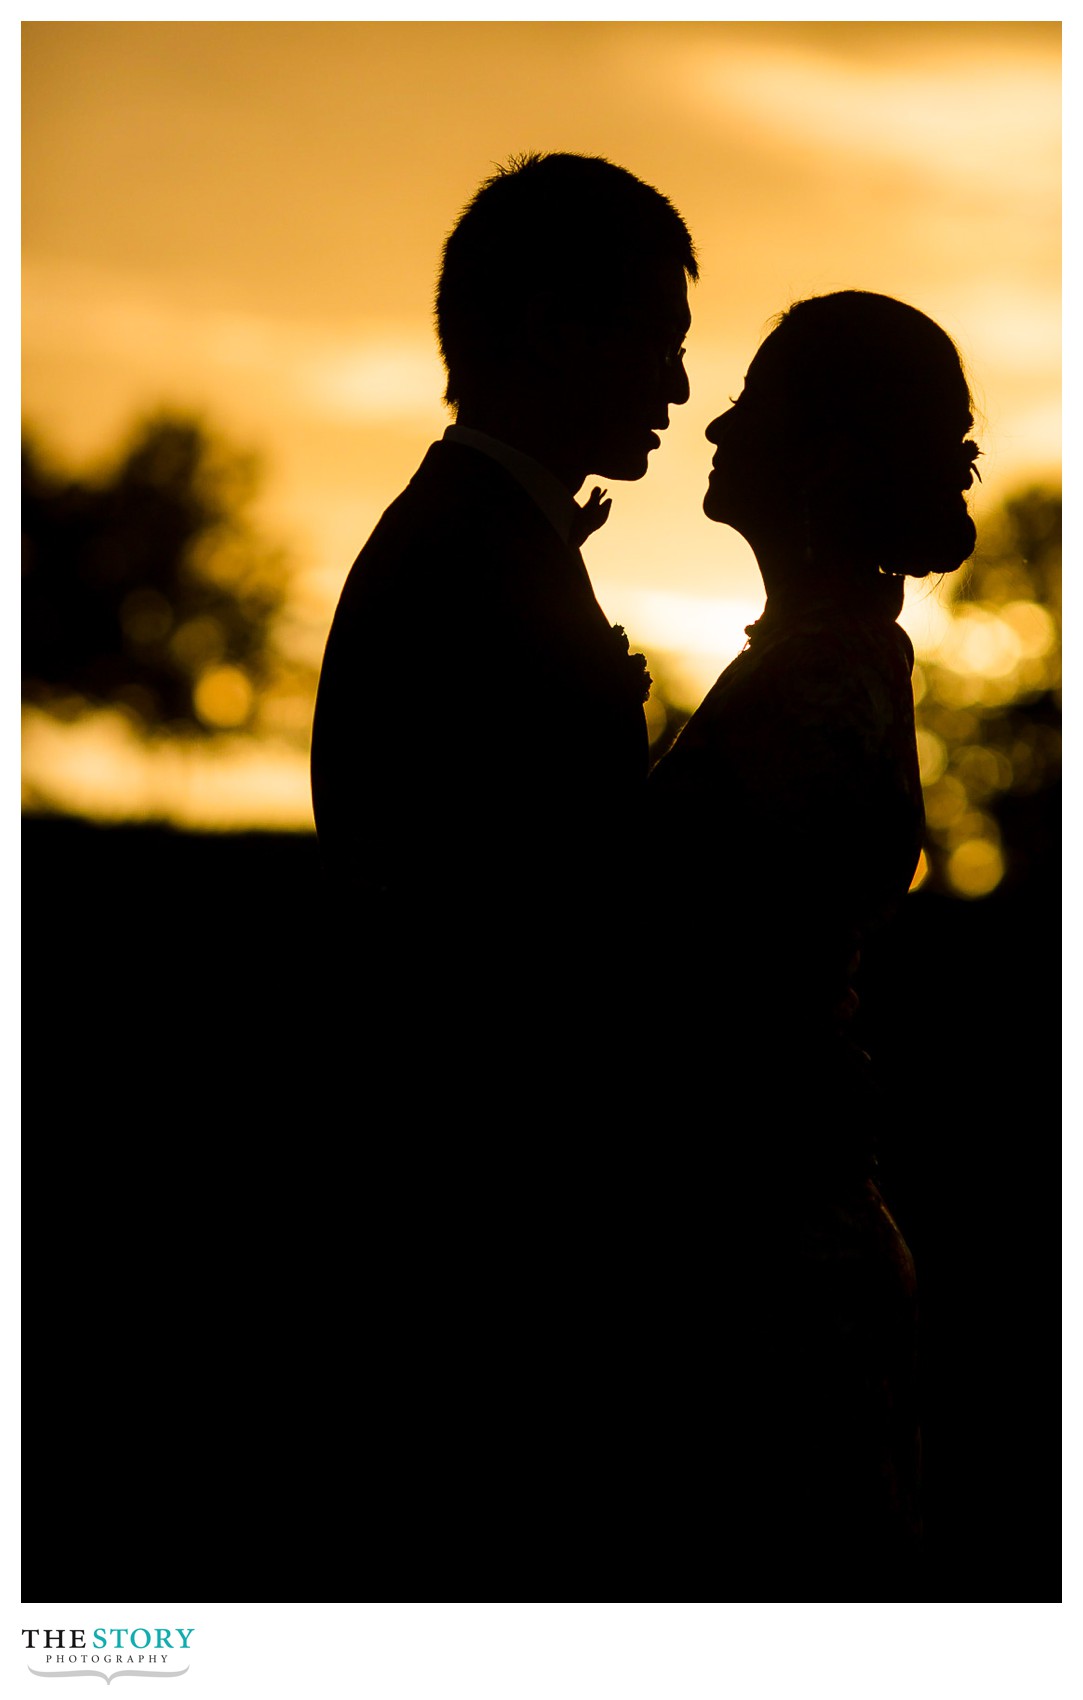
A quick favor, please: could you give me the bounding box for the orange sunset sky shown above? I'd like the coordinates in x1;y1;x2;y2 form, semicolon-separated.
21;19;1061;828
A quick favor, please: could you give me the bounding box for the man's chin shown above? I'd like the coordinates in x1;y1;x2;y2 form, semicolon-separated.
590;449;652;482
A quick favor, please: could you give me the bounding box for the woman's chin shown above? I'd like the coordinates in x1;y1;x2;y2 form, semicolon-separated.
702;484;727;522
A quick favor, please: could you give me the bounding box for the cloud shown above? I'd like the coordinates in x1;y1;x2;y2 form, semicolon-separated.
677;37;1058;199
22;258;445;427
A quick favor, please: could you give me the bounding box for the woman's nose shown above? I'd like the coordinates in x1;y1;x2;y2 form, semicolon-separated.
705;413;726;444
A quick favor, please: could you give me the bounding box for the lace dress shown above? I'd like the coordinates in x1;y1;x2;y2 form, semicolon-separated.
645;579;926;1596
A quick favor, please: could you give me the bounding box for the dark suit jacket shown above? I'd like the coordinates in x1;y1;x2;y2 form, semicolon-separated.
310;439;649;1087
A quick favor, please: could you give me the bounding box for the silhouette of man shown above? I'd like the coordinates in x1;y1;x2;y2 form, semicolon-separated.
311;152;695;1113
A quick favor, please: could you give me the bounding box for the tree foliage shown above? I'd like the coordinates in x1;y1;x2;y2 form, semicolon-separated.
22;413;290;736
914;485;1061;896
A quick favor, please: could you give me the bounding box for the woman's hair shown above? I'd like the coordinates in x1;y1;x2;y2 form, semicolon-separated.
755;290;980;577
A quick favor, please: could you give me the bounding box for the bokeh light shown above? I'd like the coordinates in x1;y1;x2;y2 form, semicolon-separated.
947;837;1006;899
194;665;255;730
911;488;1060;897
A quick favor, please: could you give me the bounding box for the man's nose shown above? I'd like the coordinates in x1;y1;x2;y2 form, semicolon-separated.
668;356;690;407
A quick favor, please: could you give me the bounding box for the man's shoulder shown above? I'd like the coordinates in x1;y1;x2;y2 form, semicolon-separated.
377;438;544;540
340;438;561;609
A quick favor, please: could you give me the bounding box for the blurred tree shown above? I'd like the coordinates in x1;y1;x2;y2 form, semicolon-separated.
22;413;296;737
914;486;1061;898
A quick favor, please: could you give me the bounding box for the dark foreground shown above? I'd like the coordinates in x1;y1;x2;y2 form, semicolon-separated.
21;815;1060;1604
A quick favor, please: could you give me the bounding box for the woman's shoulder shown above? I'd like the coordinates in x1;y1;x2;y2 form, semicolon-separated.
650;612;917;810
678;615;910;738
748;606;913;679
761;615;914;722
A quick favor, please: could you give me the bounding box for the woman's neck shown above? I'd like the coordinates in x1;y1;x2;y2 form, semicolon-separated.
755;551;904;624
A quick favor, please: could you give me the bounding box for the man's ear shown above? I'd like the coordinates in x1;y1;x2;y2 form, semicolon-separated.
521;291;587;377
521;290;557;356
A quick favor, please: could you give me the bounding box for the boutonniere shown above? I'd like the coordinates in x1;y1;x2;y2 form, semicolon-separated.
611;623;652;704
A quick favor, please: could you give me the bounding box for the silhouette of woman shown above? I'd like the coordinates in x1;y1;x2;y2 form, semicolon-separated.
646;291;981;1598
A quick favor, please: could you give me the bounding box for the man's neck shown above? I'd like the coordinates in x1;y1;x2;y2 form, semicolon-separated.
454;406;587;494
444;423;584;548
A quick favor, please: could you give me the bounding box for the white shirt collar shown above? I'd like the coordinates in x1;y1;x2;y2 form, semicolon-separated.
442;424;580;547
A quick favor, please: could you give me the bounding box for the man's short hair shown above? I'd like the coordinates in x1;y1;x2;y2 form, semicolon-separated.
436;152;698;410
